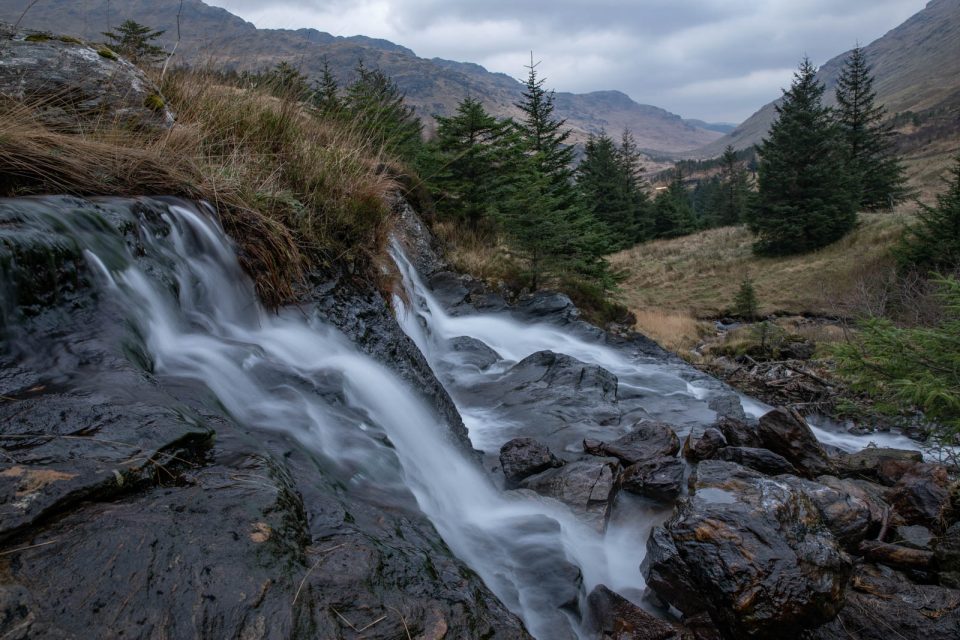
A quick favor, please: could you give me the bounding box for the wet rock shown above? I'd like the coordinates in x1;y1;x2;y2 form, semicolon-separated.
515;291;580;323
620;457;684;502
499;437;563;487
520;458;620;530
804;564;960;640
714;446;798;476
586;584;690;640
886;463;952;529
835;447;923;483
876;456;924;487
780;339;815;360
447;335;501;369
597;422;681;466
714;415;762;448
895;524;934;550
682;427;726;462
0;26;174;130
757;407;835;478
934;522;960;588
780;475;886;548
858;540;934;571
642;461;851;639
707;394;748;425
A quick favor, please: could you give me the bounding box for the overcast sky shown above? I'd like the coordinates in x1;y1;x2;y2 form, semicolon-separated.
206;0;928;123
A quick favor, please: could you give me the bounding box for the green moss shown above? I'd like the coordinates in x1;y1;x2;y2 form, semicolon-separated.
143;94;166;113
57;36;83;45
24;33;51;42
97;46;118;61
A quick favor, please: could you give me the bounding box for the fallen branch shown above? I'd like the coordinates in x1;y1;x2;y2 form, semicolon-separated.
0;539;58;557
331;607;387;633
858;540;933;571
291;543;346;606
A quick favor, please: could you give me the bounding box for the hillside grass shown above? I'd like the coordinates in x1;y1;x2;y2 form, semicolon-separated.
611;211;914;323
0;69;398;307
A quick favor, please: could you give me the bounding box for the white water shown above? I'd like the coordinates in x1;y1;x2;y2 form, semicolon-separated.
71;202;662;639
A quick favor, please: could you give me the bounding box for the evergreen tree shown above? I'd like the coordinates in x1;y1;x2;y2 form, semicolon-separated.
430;97;513;225
733;278;759;319
652;168;697;238
836;46;908;211
102;19;165;64
750;58;857;255
265;61;310;99
344;62;423;162
618;129;654;242
312;57;342;115
713;145;751;225
576;131;638;247
897;155;960;272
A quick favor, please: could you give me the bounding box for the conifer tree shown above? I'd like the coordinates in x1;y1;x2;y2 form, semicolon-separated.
750;58;856;255
836;46;908;210
344;62;423;161
897;155;960;272
576;131;638;247
714;145;751;225
312;57;342;115
102;19;165;64
266;61;310;99
652;168;697;238
618;129;654;242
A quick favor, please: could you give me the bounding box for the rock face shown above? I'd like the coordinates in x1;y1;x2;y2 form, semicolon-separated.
499;437;563;486
756;408;834;477
0;197;531;640
642;461;851;639
595;422;681;466
935;522;960;588
682;427;726;462
835;447;923;482
586;585;689;640
713;446;798;476
520;458;620;530
620;457;684;502
885;463;953;529
0;25;174;130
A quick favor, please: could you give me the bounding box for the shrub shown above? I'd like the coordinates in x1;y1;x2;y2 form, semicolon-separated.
733;278;759;320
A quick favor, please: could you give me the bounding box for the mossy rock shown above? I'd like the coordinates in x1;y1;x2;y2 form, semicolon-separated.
24;33;51;42
57;36;83;45
97;46;118;61
143;93;165;112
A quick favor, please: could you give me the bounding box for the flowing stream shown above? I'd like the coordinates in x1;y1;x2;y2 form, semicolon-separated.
11;198;928;639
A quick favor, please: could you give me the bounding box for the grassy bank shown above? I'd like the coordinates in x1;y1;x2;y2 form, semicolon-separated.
0;69;397;307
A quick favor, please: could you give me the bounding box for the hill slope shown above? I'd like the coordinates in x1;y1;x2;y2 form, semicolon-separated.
689;0;960;193
0;0;722;152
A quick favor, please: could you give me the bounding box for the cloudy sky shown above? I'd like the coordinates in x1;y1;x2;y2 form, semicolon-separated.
206;0;928;123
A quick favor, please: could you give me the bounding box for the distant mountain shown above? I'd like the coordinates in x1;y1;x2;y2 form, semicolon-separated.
0;0;723;152
690;0;960;192
683;120;737;135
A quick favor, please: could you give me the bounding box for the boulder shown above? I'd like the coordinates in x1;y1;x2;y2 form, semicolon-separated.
714;416;762;448
935;522;960;588
446;336;501;370
805;564;960;640
596;422;681;466
586;584;691;640
499;437;563;487
682;427;726;462
620;457;684;502
780;475;887;549
895;524;934;550
642;461;851;639
714;446;798;476
835;447;923;483
756;407;834;477
520;458;620;530
886;463;952;529
0;27;174;131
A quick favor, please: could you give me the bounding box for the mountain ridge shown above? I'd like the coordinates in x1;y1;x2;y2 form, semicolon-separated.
0;0;722;152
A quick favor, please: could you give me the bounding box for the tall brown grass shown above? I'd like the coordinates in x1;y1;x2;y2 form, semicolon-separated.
0;69;398;307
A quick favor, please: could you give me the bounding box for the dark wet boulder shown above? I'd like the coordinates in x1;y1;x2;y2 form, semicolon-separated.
835;447;923;483
446;336;502;370
642;461;851;639
714;415;762;448
499;437;563;487
935;522;960;588
707;394;748;425
895;524;934;550
515;291;580;323
886;463;952;529
682;427;726;462
596;422;681;466
520;458;620;530
780;475;887;548
804;564;960;640
757;407;834;477
0;26;174;131
714;446;798;476
586;584;691;640
620;457;684;502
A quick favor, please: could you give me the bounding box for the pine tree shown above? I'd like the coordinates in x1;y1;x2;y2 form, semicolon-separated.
430;97;512;225
576;131;638;247
102;19;166;64
312;57;342;115
733;278;759;319
652;168;697;238
266;61;310;100
750;58;857;255
836;46;908;210
713;145;751;226
618;129;654;241
897;155;960;272
344;62;423;162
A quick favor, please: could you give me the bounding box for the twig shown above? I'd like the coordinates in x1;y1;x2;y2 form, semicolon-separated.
0;539;57;556
330;607;387;633
877;506;890;542
780;361;833;387
388;606;412;640
160;0;183;83
13;0;43;30
291;543;346;606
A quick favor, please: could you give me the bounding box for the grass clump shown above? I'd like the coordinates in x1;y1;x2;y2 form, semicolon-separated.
0;69;397;307
96;46;118;61
143;93;165;112
24;33;51;42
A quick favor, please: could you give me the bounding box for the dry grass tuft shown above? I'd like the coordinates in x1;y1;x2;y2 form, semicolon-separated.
0;69;399;307
631;308;708;352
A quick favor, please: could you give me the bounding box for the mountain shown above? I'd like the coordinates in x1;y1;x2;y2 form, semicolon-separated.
0;0;722;152
690;0;960;192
